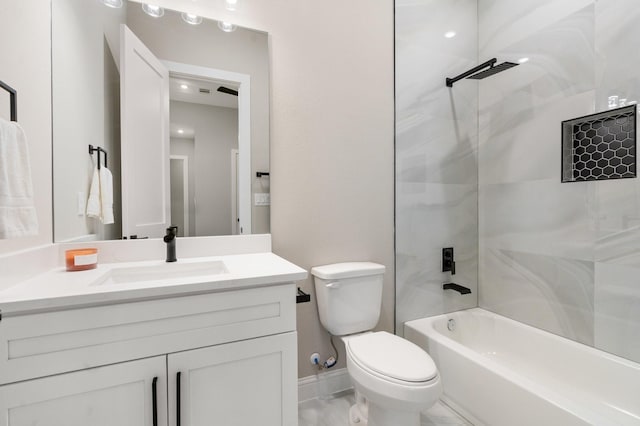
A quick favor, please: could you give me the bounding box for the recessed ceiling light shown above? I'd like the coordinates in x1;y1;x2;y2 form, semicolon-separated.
180;84;189;90
444;31;456;39
142;4;165;18
178;129;184;134
181;12;203;25
518;57;530;64
225;0;238;11
100;0;123;8
217;21;237;33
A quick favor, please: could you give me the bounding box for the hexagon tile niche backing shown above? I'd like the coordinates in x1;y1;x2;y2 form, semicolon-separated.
562;105;637;182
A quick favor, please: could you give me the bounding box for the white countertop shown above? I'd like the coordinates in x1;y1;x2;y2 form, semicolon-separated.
0;252;308;316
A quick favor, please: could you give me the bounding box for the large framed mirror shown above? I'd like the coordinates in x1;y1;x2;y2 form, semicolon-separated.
52;0;270;242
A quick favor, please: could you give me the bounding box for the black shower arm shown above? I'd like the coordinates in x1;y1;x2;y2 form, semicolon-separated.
446;58;497;88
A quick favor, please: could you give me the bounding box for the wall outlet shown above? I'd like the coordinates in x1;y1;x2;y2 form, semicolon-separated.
254;193;270;206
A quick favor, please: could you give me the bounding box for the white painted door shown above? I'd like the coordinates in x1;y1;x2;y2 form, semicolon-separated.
168;332;298;426
170;156;189;237
230;149;239;234
120;24;171;239
0;356;167;426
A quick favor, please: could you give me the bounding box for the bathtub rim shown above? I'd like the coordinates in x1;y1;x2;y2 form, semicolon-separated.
406;307;640;372
404;307;640;426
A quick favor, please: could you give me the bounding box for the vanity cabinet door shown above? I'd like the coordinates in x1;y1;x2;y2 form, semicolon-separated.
0;356;167;426
168;332;297;426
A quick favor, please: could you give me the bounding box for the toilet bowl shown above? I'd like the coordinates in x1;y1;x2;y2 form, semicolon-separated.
311;262;442;426
343;331;442;426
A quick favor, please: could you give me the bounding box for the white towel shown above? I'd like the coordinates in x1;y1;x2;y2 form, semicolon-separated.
0;118;39;239
86;167;101;219
100;167;114;224
86;165;114;225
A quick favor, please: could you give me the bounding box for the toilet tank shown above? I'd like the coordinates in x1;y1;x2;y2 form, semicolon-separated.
311;262;385;336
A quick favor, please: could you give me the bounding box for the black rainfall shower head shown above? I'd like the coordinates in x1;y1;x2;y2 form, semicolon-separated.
466;61;519;80
446;58;519;87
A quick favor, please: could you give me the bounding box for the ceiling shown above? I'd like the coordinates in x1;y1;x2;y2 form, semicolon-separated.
169;75;239;139
170;75;239;109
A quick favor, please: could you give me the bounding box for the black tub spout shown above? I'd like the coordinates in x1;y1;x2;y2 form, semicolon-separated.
443;283;471;295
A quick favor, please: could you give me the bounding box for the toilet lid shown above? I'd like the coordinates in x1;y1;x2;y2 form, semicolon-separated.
347;332;437;383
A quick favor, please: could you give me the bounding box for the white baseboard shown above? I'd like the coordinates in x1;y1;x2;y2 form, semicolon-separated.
298;368;353;402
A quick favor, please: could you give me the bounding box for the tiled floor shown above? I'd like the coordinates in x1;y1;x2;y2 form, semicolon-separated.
298;391;473;426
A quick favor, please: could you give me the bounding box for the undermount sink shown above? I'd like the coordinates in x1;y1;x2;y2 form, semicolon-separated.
92;260;229;286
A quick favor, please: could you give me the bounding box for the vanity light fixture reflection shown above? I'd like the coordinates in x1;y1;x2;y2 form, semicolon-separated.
142;3;165;18
218;21;237;32
181;13;203;25
100;0;124;8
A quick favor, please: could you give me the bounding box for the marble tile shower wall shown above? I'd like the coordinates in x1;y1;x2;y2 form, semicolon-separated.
395;0;479;332
478;0;640;363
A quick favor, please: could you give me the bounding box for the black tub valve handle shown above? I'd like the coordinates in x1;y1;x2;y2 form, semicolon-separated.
442;247;456;275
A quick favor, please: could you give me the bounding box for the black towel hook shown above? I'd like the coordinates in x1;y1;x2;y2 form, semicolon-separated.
0;80;17;122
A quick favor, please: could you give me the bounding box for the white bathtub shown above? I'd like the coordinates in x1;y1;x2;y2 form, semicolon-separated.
405;308;640;426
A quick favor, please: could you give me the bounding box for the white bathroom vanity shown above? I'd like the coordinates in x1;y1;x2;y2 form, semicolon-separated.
0;235;306;426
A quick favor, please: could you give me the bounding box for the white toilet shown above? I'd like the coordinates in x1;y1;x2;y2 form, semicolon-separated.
311;262;442;426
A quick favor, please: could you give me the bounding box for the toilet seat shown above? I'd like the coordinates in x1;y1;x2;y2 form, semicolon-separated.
346;331;438;384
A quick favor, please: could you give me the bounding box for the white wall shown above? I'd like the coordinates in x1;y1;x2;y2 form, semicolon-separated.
170;101;238;236
1;0;395;379
52;0;125;242
0;0;52;254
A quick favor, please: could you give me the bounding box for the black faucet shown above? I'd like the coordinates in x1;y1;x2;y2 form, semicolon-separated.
163;226;178;262
442;247;471;295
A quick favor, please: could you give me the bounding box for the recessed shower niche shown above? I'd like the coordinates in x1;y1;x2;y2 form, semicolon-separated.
562;105;637;182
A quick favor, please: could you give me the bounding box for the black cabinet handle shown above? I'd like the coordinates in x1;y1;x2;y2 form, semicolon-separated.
176;371;182;426
152;377;158;426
